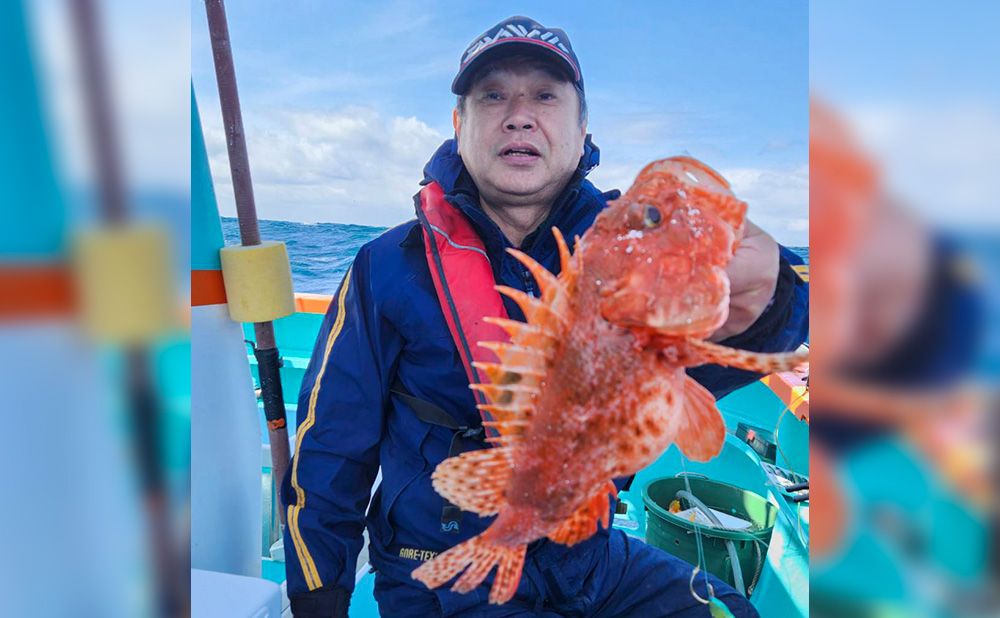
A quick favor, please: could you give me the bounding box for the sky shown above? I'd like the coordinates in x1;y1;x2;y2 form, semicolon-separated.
810;0;1000;233
191;1;809;245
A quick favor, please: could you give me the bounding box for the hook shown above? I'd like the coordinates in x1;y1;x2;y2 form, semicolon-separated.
689;566;714;605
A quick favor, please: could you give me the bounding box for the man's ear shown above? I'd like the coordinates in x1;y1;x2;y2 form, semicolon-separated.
579;121;588;156
452;108;462;153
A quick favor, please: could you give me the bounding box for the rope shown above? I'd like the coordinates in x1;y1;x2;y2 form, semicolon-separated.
747;537;763;596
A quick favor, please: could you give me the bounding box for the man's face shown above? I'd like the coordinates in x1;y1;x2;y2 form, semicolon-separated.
454;63;587;209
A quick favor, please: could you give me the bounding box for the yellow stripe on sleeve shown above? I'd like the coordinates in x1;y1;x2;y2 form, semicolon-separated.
287;267;352;590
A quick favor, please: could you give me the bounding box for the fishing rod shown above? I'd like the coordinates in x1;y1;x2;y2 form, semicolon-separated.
205;0;291;524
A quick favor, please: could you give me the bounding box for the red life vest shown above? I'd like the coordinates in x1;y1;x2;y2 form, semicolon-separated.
408;181;514;533
415;182;510;395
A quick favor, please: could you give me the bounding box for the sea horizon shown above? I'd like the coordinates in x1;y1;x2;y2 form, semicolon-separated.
222;216;808;295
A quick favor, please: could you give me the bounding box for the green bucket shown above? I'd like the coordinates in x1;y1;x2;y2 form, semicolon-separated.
642;475;777;596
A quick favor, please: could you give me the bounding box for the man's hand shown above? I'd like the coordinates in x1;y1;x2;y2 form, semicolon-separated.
710;219;780;342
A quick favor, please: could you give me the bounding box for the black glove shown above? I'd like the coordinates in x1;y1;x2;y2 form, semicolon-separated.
289;585;350;618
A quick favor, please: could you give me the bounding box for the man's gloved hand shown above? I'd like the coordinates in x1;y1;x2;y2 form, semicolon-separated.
289;585;350;618
711;219;780;342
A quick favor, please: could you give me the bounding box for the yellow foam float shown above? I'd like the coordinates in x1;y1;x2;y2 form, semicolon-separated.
219;241;294;323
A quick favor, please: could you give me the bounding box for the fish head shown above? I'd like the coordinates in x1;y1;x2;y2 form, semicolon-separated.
586;157;747;339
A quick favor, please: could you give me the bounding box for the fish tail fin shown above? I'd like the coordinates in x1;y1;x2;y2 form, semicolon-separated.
675;376;726;462
411;536;526;605
490;543;526;605
411;535;482;591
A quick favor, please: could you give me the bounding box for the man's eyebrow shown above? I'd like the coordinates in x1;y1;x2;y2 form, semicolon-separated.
475;77;504;90
473;68;565;92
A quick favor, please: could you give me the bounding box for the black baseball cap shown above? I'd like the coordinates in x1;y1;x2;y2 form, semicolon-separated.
451;16;583;95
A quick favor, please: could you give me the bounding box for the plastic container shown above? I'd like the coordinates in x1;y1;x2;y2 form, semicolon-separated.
642;475;777;595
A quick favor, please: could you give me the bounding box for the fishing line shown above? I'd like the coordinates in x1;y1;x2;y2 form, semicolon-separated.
772;389;808;472
681;371;810;607
679;457;714;603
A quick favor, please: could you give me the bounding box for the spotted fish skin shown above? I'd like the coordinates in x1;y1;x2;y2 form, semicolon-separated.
412;156;808;604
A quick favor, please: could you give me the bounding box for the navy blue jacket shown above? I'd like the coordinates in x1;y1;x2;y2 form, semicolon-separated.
281;138;809;601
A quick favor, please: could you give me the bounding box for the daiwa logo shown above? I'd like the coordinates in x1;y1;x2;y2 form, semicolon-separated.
463;23;571;64
441;520;460;533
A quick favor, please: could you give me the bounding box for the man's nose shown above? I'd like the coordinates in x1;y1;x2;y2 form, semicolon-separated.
503;96;535;131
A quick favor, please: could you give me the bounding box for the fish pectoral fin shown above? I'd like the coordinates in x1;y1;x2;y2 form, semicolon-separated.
431;447;513;516
547;481;617;546
674;376;726;462
412;535;526;605
686;338;808;374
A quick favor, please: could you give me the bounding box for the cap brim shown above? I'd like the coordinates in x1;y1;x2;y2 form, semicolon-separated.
451;39;581;95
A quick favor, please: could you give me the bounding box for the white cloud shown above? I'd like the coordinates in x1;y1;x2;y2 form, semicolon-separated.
590;161;808;246
197;91;807;244
202;101;808;244
204;106;446;227
723;165;809;246
586;162;642;197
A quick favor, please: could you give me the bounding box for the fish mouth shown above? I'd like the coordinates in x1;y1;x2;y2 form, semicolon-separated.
499;142;542;161
601;291;726;338
644;312;727;338
600;277;727;335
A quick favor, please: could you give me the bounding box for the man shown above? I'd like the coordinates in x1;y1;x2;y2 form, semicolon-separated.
283;16;807;617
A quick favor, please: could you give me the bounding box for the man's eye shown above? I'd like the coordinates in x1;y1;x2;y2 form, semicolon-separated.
482;92;503;101
538;92;555;101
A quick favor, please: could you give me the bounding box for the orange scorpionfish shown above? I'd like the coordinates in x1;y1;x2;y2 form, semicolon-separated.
412;156;808;604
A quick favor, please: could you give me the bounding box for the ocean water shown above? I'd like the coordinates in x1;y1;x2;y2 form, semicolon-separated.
222;217;386;294
221;217;809;295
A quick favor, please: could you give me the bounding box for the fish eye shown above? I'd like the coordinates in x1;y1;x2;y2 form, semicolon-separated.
643;205;662;228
